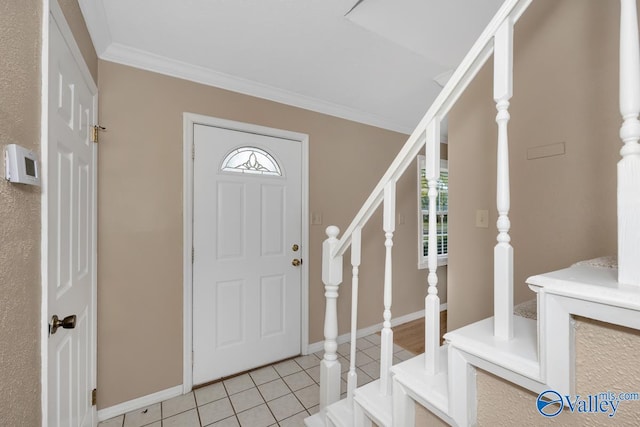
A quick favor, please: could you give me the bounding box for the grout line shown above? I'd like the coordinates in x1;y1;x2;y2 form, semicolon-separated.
262;358;311;424
279;409;311;425
244;364;279;426
193;391;203;427
104;334;396;427
285;360;317;415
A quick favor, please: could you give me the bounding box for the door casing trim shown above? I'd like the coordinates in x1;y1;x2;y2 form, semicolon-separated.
182;113;310;392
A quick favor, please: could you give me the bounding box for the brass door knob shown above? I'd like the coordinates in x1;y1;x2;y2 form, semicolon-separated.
292;259;302;267
50;314;77;335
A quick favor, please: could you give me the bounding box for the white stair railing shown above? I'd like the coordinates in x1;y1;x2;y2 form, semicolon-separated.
328;0;533;266
316;0;533;423
493;18;515;340
309;1;640;425
618;0;640;287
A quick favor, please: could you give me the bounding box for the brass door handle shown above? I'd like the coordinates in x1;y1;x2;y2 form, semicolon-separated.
292;259;302;267
50;314;77;335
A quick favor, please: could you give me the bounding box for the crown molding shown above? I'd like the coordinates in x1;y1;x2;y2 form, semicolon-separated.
100;42;414;134
78;0;112;56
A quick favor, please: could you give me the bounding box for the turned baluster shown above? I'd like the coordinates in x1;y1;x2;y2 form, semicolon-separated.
494;19;514;340
347;226;362;406
618;0;640;286
379;182;395;396
425;120;441;375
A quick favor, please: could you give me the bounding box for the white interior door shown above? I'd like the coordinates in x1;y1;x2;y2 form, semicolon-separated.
47;7;97;427
192;124;302;384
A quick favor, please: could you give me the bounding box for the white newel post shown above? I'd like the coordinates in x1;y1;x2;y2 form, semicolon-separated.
347;226;362;406
618;0;640;286
425;120;441;375
320;226;343;415
380;182;396;396
493;19;515;340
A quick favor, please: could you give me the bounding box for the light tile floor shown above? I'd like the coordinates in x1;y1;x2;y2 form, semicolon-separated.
98;333;416;427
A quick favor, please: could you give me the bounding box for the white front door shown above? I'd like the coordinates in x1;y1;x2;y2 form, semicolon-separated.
47;7;97;427
192;124;302;384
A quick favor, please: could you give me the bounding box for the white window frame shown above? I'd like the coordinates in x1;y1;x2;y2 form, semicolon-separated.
417;156;448;269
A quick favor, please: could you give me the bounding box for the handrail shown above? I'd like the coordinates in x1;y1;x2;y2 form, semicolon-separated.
331;0;532;259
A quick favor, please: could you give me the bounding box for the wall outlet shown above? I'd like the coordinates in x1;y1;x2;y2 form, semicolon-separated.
311;212;323;225
476;209;489;228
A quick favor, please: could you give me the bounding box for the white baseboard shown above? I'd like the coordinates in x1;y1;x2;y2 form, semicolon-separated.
97;385;183;421
305;305;446;355
97;305;450;419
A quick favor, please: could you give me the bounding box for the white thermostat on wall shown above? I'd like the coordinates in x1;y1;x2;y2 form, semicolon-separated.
4;144;41;186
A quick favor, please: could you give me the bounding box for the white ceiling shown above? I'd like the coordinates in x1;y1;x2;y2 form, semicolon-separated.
79;0;503;134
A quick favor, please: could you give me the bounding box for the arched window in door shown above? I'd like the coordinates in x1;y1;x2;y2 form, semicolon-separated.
221;146;282;176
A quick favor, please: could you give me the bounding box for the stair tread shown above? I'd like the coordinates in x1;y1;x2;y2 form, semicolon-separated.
354;380;392;427
445;315;540;380
326;399;352;427
391;347;449;415
304;412;325;427
528;264;640;310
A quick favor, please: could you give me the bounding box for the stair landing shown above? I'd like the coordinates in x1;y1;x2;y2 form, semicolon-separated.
391;346;452;423
445;315;544;393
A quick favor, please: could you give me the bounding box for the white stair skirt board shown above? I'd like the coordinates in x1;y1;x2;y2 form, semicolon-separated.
354;380;393;427
391;347;452;423
96;385;183;421
306;307;445;354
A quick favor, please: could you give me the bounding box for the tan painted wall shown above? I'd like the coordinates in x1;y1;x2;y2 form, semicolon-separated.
0;1;42;425
415;406;449;427
96;60;446;408
447;0;620;331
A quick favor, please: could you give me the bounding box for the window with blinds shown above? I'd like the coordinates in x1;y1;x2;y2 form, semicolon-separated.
418;156;448;268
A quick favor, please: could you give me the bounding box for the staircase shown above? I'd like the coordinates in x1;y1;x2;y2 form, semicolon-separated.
306;0;640;425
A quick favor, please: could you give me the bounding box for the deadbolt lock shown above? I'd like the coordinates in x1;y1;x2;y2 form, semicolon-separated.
292;244;299;252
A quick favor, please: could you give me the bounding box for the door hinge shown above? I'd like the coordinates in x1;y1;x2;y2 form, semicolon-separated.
91;388;97;406
192;247;194;263
90;125;106;143
192;144;195;160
